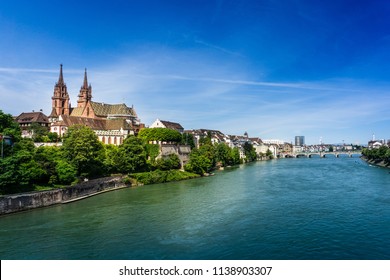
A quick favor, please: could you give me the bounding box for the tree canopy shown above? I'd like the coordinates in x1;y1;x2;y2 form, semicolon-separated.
138;128;182;143
0;110;21;143
62;125;105;177
114;136;147;173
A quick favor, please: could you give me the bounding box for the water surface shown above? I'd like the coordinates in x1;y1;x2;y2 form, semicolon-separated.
1;157;390;259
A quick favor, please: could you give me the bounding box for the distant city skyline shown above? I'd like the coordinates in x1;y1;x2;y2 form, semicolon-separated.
1;0;390;145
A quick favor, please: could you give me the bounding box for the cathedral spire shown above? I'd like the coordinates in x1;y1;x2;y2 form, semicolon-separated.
49;64;70;119
83;68;88;89
77;67;92;108
57;64;64;85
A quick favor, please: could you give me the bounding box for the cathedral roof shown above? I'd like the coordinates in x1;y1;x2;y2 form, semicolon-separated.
54;115;132;131
90;102;137;117
69;107;83;117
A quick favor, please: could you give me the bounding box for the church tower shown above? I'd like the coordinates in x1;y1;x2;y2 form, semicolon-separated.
77;68;92;108
49;64;71;119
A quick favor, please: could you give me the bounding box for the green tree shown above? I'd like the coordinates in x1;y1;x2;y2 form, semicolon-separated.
243;142;257;162
103;144;120;174
199;132;212;146
47;132;60;142
62;125;105;178
156;154;181;170
230;147;241;165
0;110;21;158
34;146;61;184
0;110;21;143
185;148;212;175
180;133;195;149
144;143;160;168
55;160;77;184
266;149;274;159
115;136;147;173
215;142;232;167
377;146;388;160
0;139;47;193
138;128;182;143
28;122;49;142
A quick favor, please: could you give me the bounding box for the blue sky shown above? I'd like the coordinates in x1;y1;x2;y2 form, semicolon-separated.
1;0;390;144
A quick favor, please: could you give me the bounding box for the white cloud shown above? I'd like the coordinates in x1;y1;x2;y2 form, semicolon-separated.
1;48;390;144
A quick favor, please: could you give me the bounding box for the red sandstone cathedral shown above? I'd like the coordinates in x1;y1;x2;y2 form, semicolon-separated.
47;64;143;145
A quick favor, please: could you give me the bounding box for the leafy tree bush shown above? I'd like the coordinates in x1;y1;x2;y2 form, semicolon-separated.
0;139;46;193
62;125;105;178
230;147;241;165
156;154;181;170
28;122;49;142
185;148;213;175
243;142;257;162
114;136;147;173
180;133;195;149
145;143;160;168
362;146;390;163
138;128;182;143
129;170;199;185
0;110;21;143
215;142;232;166
55;160;77;184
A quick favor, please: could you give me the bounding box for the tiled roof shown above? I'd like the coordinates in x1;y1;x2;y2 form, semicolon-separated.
70;107;84;117
56;115;132;131
160;120;184;130
16;112;49;124
249;137;263;143
90;102;137;117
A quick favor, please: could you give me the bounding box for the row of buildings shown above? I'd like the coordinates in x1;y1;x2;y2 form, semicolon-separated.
12;65;300;161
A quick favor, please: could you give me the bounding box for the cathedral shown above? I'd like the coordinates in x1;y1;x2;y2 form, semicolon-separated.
49;65;143;145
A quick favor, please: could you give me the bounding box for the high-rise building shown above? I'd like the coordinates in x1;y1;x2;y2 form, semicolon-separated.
295;136;305;146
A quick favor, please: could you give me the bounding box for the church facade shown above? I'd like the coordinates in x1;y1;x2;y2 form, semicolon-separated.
49;65;143;145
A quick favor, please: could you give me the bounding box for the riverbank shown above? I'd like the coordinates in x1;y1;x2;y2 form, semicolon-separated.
0;176;128;215
125;169;200;186
360;156;390;168
0;170;201;215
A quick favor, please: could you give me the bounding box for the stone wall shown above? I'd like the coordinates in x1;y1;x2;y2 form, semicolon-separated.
157;144;191;167
0;176;128;215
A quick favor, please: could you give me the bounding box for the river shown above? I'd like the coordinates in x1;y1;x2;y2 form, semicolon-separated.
1;156;390;260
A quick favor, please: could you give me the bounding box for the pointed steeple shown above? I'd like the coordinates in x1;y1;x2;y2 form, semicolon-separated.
57;64;64;85
50;64;70;119
83;68;88;89
77;67;92;108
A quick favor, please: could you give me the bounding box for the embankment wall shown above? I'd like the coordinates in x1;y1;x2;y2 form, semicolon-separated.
361;156;390;168
0;176;128;215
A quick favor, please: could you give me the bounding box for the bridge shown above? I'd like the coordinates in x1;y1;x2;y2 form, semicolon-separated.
288;151;362;158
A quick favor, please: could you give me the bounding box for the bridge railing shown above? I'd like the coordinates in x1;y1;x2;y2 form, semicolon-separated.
290;151;362;158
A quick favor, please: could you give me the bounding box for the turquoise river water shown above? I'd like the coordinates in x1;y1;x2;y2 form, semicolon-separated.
1;156;390;260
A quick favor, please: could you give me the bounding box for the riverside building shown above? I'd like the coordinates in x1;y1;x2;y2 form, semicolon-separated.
49;65;143;145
